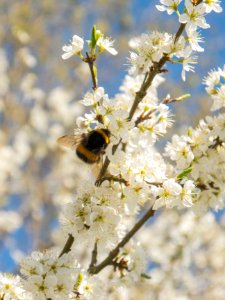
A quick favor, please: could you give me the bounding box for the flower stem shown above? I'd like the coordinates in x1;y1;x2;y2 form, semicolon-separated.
85;52;98;91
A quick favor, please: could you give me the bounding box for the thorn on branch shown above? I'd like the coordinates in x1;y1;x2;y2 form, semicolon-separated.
88;240;98;272
111;257;130;277
159;68;168;74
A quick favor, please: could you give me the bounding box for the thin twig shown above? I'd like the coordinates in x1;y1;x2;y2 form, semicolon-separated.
135;109;157;126
86;52;98;91
88;240;98;271
174;23;186;44
59;234;74;257
97;175;129;186
89;205;155;274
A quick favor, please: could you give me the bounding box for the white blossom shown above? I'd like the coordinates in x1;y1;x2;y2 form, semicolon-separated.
108;109;134;142
179;0;210;31
180;180;196;207
81;87;107;106
203;65;225;110
0;274;30;300
75;272;105;300
128;31;172;75
62;35;84;60
20;250;79;299
152;178;182;209
165;135;194;169
156;0;182;15
186;29;205;52
203;0;222;13
97;36;118;55
180;46;198;81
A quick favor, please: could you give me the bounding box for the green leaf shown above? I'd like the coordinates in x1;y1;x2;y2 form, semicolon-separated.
93;65;98;83
176;93;191;102
141;273;151;279
87;40;92;48
95;29;102;41
176;167;193;180
74;272;83;288
91;25;97;47
87;25;97;50
89;25;102;51
187;127;192;137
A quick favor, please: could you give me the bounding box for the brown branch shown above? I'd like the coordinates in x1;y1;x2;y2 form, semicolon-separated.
59;234;74;257
59;19;187;265
85;52;98;91
88;240;98;271
128;60;168;122
174;23;186;44
89;206;155;274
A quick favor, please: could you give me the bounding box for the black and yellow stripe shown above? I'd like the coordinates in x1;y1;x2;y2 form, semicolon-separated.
95;129;110;144
76;144;100;164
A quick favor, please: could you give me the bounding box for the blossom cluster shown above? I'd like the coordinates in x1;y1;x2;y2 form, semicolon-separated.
20;250;79;299
129;0;222;80
166;116;225;213
61;184;122;250
165;66;225;212
62;27;117;60
0;273;29;300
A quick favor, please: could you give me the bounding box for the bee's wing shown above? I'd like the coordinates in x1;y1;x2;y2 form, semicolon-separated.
90;157;111;178
57;135;83;150
91;159;103;178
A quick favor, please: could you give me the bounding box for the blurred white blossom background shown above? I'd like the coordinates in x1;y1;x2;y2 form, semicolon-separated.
0;0;225;299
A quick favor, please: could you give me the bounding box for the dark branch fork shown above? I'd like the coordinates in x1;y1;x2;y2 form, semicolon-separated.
88;206;155;274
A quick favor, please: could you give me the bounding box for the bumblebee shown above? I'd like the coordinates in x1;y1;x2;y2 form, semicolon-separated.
57;128;110;164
